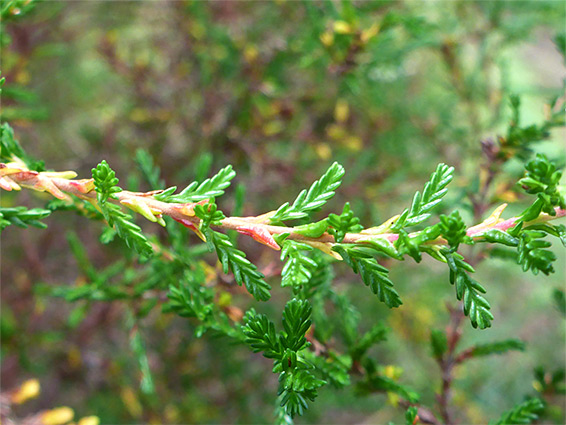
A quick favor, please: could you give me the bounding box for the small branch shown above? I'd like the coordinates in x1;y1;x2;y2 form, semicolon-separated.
436;304;465;425
2;163;565;255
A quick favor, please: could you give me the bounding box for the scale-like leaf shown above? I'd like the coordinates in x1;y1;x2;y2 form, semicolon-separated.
210;230;271;301
155;165;236;203
393;163;454;230
271;162;345;223
333;245;402;308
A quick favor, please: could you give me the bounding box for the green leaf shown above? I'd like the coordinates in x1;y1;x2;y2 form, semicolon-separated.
306;351;351;388
360;374;419;403
430;329;448;359
0;122;44;170
438;210;472;250
209;230;271;301
92;161;153;257
351;322;389;360
490;398;545;425
242;309;282;359
92;160;122;204
278;369;326;417
155;165;236;203
467;339;525;358
477;229;519;247
553;288;566;317
405;406;418;425
328;202;363;242
444;251;493;329
517;230;556;276
0;206;50;231
165;281;214;322
393;163;454;230
270;162;345;223
194;201;226;228
135;149;164;190
293;219;329;238
280;241;318;291
333;245;402;308
281;299;312;352
518;154;565;215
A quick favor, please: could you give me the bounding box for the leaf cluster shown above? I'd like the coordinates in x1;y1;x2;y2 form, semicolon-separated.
490;398;545;425
392;163;454;230
467;339;525;358
443;251;493;329
194;201;226;228
92;161;153;257
280;240;318;293
207;229;271;301
0;206;50;230
0;123;44;171
517;230;556;276
242;299;326;417
270;162;344;223
155;165;235;203
505;95;563;157
333;245;402;308
519;154;565;217
327;202;363;242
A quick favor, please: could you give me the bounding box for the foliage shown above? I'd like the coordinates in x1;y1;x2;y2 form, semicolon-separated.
490;398;545;425
92;160;153;257
270;162;344;224
2;1;565;424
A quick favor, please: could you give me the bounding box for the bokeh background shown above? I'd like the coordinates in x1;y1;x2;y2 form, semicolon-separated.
2;1;565;423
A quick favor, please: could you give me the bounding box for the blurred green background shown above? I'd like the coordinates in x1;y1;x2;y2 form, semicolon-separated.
1;1;565;423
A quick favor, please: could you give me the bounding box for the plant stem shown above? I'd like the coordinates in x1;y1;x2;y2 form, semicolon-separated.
436;304;465;425
3;165;565;251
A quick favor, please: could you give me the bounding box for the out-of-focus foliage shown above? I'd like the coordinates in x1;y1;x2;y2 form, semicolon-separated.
2;1;565;424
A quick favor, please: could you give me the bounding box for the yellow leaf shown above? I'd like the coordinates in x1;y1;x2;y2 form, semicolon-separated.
333;20;352;34
361;23;380;43
11;379;40;404
121;387;143;418
361;214;400;235
314;143;332;160
467;203;507;234
41;407;74;425
77;417;100;425
304;241;342;260
343;135;362;151
41;171;78;180
120;198;158;223
319;31;334;46
334;99;349;123
244;45;259;62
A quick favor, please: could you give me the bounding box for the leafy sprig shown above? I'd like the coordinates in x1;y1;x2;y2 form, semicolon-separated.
92;161;153;257
518;154;565;217
155;165;236;203
490;398;545;425
465;339;525;358
242;299;326;417
392;163;454;230
438;210;473;250
270;162;345;223
0;123;44;171
517;230;556;276
327;202;363;242
135;149;164;190
333;245;402;308
280;241;318;293
208;229;271;301
443;251;493;329
0;206;51;230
